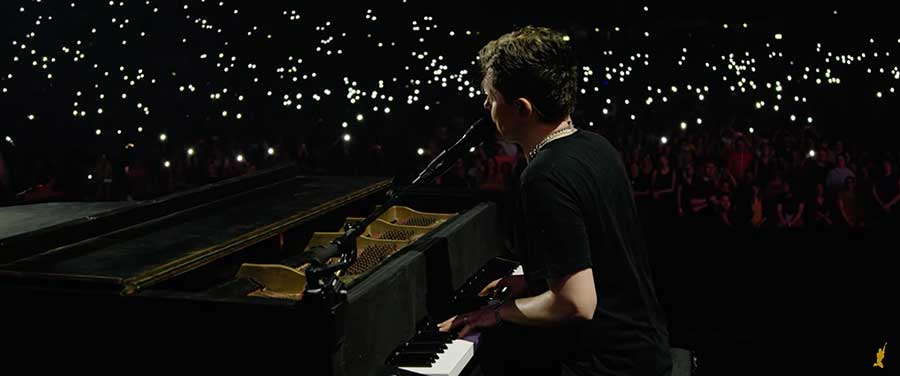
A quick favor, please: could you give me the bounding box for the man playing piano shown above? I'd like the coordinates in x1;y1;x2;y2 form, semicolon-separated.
438;26;673;376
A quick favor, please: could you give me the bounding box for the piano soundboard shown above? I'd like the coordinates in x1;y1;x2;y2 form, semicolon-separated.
235;205;458;300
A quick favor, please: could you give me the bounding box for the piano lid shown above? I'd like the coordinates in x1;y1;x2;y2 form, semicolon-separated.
0;171;392;295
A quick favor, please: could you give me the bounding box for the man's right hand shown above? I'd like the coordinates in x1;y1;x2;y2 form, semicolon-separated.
479;275;528;301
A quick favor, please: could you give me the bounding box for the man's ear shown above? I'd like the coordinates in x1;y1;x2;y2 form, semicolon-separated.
513;98;534;118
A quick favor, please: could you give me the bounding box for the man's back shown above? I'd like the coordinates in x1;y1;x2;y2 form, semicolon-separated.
517;129;672;375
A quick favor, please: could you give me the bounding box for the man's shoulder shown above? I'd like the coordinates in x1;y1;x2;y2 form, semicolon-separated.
521;131;625;190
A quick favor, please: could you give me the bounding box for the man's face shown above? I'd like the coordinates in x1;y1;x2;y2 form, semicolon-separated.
483;78;523;142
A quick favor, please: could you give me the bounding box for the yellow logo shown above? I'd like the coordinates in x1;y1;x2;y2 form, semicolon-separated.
873;342;886;369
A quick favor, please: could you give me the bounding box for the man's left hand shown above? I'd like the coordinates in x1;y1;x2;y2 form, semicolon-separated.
437;307;501;338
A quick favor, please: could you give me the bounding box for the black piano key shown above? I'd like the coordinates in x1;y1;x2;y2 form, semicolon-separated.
414;331;454;342
408;338;451;347
388;353;437;366
416;325;451;338
395;349;443;357
400;342;447;353
405;338;448;348
389;357;434;368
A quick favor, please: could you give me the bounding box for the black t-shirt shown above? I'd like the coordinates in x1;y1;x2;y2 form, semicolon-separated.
515;130;672;376
806;194;833;224
756;157;777;185
806;161;831;189
875;174;900;202
778;193;802;215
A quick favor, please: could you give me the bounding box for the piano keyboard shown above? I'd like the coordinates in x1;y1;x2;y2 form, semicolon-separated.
387;327;480;376
383;258;522;376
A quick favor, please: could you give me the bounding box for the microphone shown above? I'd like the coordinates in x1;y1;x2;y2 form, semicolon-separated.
413;117;495;184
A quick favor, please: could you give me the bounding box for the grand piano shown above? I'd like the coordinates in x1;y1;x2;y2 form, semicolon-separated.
0;163;515;375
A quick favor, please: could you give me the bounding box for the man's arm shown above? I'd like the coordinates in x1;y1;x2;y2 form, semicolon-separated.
777;203;786;226
498;268;597;327
677;185;684;215
873;185;885;207
791;203;805;226
837;197;852;226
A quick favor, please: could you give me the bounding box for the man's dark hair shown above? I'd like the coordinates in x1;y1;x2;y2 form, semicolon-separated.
478;26;578;123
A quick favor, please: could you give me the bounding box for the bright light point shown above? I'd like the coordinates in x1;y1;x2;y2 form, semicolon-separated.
236;155;244;162
469;147;476;153
356;114;364;121
95;129;102;135
660;137;668;144
88;174;93;180
877;92;883;98
790;115;797;122
680;122;687;130
27;114;35;120
696;118;703;125
807;117;813;123
341;122;348;128
809;150;816;158
267;147;275;156
343;134;351;142
159;133;167;142
417;148;425;156
187;148;195;156
164;161;171;168
222;111;228;117
749;127;754;134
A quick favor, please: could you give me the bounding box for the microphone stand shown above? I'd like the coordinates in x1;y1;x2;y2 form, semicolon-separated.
304;118;491;302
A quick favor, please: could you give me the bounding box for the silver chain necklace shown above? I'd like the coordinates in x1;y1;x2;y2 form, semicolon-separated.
527;120;577;161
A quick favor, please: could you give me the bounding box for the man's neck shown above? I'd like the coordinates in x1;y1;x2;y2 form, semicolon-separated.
519;117;573;158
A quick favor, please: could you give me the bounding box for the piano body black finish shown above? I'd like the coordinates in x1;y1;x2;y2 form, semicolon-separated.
0;163;509;375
